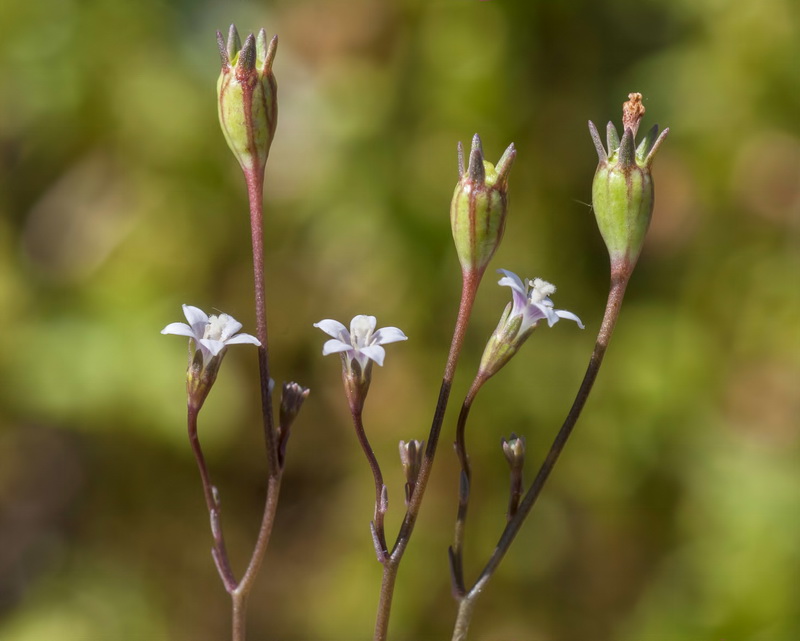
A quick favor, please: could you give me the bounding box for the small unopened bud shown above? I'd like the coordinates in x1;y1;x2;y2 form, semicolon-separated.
588;93;669;276
450;135;516;277
502;433;525;521
279;382;310;431
277;382;309;466
399;439;424;503
217;25;278;177
501;433;526;470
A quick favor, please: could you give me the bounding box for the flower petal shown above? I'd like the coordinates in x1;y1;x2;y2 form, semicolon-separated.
510;287;528;316
198;338;226;356
321;339;353;356
183;305;209;336
161;322;195;337
225;332;261;346
359;344;386;366
373;326;408;345
350;315;377;340
555;309;584;329
520;303;549;332
314;319;349;341
543;306;561;327
497;269;526;295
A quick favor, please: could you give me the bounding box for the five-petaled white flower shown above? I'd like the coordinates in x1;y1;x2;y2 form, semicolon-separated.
314;315;407;370
498;269;584;332
161;305;260;364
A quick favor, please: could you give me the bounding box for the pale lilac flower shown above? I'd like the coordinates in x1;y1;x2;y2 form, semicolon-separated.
314;315;407;370
497;269;584;332
162;304;260;364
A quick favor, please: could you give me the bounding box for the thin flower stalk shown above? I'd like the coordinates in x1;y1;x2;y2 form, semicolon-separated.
448;376;485;597
373;269;481;641
187;402;237;592
229;89;281;641
162;302;275;640
314;315;408;561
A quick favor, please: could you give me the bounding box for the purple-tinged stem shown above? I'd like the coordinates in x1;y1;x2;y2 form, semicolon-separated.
245;170;278;467
449;376;486;596
373;269;482;641
451;272;630;641
187;402;237;592
228;169;285;641
350;406;389;558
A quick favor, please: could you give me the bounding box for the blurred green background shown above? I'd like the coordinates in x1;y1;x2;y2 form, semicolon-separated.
1;0;798;639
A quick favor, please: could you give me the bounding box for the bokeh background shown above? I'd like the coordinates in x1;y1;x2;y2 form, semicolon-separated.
1;0;798;639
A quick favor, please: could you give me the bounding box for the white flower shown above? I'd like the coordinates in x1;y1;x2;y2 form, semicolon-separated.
314;315;407;369
497;269;584;333
161;304;260;364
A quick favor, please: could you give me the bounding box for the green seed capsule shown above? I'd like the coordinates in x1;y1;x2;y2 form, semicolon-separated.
589;93;669;272
450;135;516;276
216;26;278;176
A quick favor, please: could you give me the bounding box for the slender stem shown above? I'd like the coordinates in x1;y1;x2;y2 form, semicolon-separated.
373;560;399;639
233;475;283;594
450;377;485;595
373;269;482;641
451;596;478;641
451;273;630;641
226;170;284;640
245;171;279;472
232;591;247;641
350;406;388;556
187;402;237;592
507;462;523;522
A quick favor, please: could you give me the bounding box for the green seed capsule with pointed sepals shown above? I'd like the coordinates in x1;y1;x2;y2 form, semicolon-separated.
589;93;669;271
450;135;516;276
216;25;278;176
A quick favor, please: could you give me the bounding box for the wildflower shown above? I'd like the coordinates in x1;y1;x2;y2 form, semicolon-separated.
498;270;583;332
450;134;516;277
162;305;261;363
314;315;407;370
478;270;583;380
588;92;669;274
314;315;407;411
162;305;260;407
